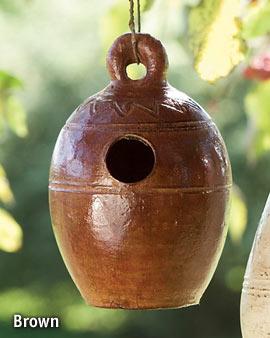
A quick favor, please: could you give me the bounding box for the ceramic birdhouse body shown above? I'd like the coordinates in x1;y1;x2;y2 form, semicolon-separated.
49;33;232;309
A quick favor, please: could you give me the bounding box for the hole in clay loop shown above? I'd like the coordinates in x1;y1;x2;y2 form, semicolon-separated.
126;63;147;80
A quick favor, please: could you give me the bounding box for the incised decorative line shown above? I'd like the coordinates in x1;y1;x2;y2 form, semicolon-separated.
49;182;232;195
75;93;203;120
64;120;214;132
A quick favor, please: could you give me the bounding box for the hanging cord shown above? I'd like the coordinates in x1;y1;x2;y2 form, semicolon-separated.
129;0;141;64
137;0;141;33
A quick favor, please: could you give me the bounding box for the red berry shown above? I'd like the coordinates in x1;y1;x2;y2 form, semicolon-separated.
243;54;270;81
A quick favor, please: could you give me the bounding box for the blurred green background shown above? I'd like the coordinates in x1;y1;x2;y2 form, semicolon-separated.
0;0;270;337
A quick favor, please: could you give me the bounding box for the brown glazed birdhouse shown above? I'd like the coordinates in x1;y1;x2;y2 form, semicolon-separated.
49;33;232;309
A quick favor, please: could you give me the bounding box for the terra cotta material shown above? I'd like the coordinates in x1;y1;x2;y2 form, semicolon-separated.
49;33;232;309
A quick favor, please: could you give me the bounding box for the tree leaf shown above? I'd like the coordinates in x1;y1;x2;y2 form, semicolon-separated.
189;0;246;82
0;164;15;205
225;265;245;292
242;1;270;39
245;81;270;161
0;71;27;138
229;186;248;244
0;70;23;92
0;208;23;253
184;0;201;6
100;0;128;53
0;0;26;14
141;0;155;12
5;96;28;137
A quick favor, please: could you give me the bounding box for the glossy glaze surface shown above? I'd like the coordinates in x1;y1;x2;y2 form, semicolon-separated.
49;33;232;309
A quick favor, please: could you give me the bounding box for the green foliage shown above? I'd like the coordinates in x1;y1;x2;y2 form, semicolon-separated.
63;304;127;332
0;70;23;90
242;1;270;38
0;164;14;205
225;265;245;292
0;71;27;253
0;70;28;139
0;208;22;253
141;0;155;12
4;96;28;137
189;0;245;82
100;0;128;52
229;186;248;244
0;285;126;333
0;0;24;13
189;0;220;56
245;81;270;160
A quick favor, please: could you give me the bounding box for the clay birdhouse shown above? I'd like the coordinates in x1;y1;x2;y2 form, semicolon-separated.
49;33;232;309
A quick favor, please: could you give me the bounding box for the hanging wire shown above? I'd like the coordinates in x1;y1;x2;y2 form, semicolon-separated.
129;0;141;64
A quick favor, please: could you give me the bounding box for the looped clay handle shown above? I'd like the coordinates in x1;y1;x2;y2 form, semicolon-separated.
107;33;169;86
